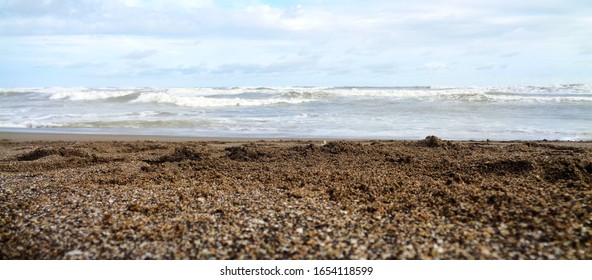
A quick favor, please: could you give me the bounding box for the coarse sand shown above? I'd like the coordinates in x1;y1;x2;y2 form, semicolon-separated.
1;135;591;259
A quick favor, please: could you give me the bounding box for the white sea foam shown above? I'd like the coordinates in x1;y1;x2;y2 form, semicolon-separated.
48;88;140;101
131;91;316;107
4;85;592;104
322;86;592;102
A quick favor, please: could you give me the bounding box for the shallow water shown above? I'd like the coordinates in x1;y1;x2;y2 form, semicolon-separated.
1;85;591;140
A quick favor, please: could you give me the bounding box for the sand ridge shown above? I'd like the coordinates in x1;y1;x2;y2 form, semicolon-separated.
0;137;591;259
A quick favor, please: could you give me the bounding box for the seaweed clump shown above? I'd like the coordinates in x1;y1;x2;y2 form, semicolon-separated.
17;147;89;161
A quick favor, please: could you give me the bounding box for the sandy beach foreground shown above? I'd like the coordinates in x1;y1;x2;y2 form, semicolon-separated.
1;133;591;259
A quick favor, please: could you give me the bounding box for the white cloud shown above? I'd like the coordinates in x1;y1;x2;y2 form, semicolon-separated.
1;0;591;86
123;49;158;60
418;63;449;71
475;64;508;71
64;61;105;68
121;0;213;10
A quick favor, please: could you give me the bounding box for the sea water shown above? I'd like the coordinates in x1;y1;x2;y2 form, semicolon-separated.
1;85;591;140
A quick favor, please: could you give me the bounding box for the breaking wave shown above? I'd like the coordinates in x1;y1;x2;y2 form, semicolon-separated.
1;84;591;140
3;84;590;106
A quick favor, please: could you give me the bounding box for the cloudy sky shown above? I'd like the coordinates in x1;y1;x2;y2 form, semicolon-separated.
1;0;591;87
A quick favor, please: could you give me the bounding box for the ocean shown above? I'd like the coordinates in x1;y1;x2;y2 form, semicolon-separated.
1;85;591;140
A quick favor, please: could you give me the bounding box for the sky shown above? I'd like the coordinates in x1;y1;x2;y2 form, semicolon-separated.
0;0;591;87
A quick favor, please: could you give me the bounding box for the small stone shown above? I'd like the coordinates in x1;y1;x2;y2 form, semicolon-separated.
480;247;491;256
65;250;84;256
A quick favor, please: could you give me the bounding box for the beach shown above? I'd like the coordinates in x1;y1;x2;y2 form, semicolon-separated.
1;133;591;259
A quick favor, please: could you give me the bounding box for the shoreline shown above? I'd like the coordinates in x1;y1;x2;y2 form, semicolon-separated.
2;131;592;147
0;131;267;143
